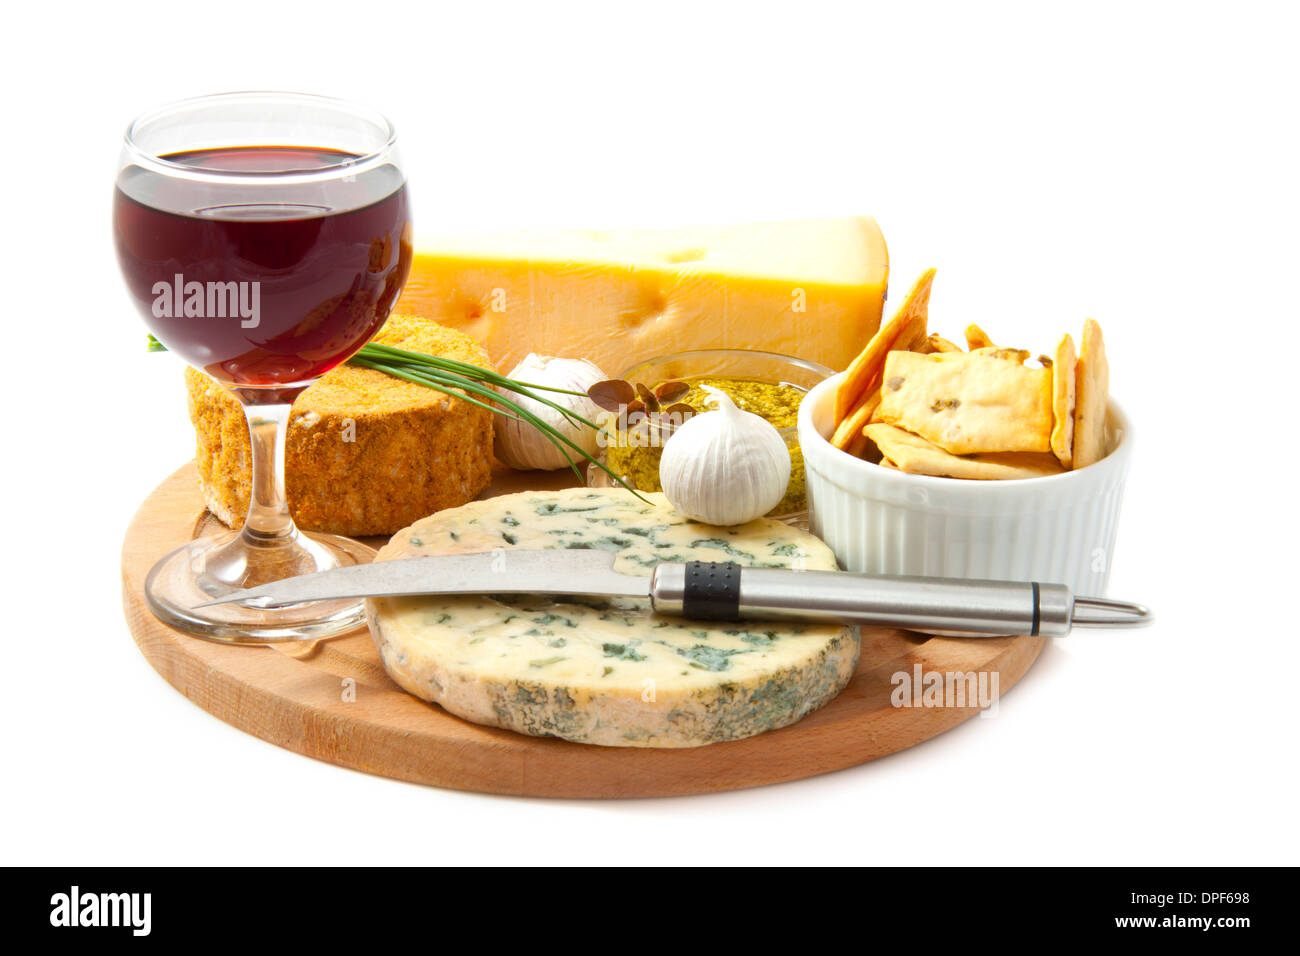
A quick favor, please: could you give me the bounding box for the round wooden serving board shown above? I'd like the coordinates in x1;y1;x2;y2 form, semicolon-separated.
122;464;1046;798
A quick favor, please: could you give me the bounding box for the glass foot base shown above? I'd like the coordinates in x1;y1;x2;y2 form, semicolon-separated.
144;530;375;644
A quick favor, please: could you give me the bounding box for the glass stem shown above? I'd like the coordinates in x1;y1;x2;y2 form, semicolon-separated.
239;401;298;545
196;391;352;594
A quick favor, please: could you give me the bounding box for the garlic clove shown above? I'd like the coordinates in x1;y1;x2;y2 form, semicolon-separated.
493;354;609;471
659;386;791;526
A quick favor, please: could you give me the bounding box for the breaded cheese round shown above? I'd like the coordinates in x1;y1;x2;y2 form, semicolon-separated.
367;488;860;748
186;313;494;537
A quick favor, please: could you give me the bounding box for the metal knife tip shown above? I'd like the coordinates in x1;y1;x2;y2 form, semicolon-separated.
1071;596;1153;627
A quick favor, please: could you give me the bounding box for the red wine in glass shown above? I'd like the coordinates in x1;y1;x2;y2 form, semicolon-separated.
115;93;411;643
114;145;411;395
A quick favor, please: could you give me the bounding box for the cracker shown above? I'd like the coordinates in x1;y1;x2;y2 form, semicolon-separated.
834;268;935;423
877;351;1053;454
831;389;882;450
858;428;884;464
1072;318;1109;468
1050;333;1076;467
964;324;996;350
844;428;871;458
971;346;1031;364
863;424;1065;480
918;333;963;354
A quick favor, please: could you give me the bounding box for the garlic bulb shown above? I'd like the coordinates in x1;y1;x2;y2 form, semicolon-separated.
659;386;791;525
494;354;609;470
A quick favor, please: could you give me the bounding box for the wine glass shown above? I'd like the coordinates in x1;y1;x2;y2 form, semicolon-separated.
114;92;412;643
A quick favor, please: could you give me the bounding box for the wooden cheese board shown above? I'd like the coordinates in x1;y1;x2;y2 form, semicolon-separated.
122;463;1046;798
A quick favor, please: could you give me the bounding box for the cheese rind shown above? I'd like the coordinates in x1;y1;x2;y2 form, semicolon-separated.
366;489;859;748
395;218;888;375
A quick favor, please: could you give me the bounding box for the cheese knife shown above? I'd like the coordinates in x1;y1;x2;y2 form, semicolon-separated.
195;549;1151;637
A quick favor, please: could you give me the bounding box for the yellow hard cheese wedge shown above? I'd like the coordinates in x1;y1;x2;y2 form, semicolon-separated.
395;218;888;374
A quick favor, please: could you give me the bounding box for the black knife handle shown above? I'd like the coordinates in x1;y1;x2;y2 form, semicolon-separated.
680;561;742;621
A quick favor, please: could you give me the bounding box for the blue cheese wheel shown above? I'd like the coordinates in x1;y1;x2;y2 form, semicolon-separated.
366;489;859;748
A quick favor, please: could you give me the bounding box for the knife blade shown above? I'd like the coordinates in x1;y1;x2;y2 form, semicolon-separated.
195;549;1151;637
197;549;648;607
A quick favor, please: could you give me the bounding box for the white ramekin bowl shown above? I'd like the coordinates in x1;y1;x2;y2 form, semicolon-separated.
798;372;1133;595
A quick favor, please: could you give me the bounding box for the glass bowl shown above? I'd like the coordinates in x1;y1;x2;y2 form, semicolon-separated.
586;348;833;527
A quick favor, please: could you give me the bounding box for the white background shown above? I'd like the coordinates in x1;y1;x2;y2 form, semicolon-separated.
2;0;1296;865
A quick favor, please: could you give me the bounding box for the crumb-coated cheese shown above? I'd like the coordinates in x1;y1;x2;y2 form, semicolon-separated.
186;313;495;536
366;488;859;748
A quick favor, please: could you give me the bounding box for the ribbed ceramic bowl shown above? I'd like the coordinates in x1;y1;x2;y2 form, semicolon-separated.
797;372;1133;595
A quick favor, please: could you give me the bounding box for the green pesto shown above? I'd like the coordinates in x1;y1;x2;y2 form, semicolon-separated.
604;376;809;515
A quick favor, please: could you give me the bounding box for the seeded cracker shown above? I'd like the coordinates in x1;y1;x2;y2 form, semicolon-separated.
834;268;934;423
1072;318;1110;468
1050;333;1077;466
877;351;1053;454
970;345;1031;364
864;424;1064;480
